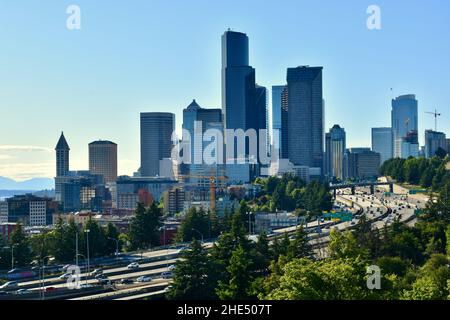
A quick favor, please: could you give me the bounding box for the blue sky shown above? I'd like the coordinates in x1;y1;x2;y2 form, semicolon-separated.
0;0;449;180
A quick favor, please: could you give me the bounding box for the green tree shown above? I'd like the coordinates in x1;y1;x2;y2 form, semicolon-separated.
128;202;162;250
176;207;209;242
328;229;369;260
217;245;254;300
167;239;216;300
9;224;31;268
287;227;312;260
265;257;369;300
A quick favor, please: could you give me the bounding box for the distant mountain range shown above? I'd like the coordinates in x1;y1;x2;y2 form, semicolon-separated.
0;176;54;191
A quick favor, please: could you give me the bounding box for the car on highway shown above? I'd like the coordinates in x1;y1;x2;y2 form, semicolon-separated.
0;281;18;290
98;278;112;285
91;268;103;276
127;262;139;270
137;276;152;283
163;285;172;293
168;265;176;271
45;287;58;293
162;271;173;279
0;291;9;296
15;289;31;295
78;283;95;289
7;268;22;274
59;273;72;280
120;278;134;285
94;272;107;278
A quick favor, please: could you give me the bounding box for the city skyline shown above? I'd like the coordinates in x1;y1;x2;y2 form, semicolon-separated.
1;0;449;180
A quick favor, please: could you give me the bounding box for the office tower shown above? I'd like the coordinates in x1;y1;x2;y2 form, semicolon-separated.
425;130;447;158
371;127;393;165
182;99;224;185
344;148;381;179
140;112;175;177
182;99;223;165
325;125;346;180
391;95;419;158
286;66;324;173
254;84;268;159
2;194;57;226
272;85;285;156
447;139;450;154
56;132;70;177
221;30;266;161
281;87;289;159
89;140;118;184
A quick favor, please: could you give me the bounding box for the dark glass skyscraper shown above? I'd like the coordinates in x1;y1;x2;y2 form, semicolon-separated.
140;112;175;177
286;66;324;172
391;94;419;158
221;30;266;161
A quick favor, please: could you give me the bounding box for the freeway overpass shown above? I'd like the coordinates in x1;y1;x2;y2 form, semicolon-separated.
329;181;394;197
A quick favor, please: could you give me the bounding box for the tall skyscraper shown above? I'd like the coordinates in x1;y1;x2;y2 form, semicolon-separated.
55;132;70;202
183;100;223;173
391;94;419;158
371;127;393;165
281;87;289;159
140;112;175;177
286;66;324;173
325;125;346;180
254;84;268;158
425;130;447;158
89;140;118;184
272;85;285;157
221;30;266;161
55;132;70;177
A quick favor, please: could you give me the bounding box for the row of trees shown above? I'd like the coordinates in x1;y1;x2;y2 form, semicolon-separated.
168;180;450;300
0;217;121;270
252;174;333;214
380;156;449;190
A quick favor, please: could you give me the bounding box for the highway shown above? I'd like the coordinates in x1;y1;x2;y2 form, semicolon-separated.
1;181;428;300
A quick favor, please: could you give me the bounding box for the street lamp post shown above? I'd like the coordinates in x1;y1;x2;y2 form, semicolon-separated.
84;229;90;278
41;255;53;300
76;254;88;285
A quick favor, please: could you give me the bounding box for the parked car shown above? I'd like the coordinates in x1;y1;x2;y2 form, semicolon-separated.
127;262;139;270
0;281;18;290
137;276;152;283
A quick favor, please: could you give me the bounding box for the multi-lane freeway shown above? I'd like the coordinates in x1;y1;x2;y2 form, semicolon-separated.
0;182;428;300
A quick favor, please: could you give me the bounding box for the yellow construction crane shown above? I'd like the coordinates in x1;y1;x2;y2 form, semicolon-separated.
425;109;442;131
179;173;229;211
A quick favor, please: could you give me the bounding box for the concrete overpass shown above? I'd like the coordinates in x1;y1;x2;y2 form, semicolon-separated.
329;181;394;198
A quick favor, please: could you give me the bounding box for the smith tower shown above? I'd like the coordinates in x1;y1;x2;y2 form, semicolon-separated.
55;132;70;177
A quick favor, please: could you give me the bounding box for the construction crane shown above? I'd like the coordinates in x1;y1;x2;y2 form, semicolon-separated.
178;173;229;211
425;109;442;131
